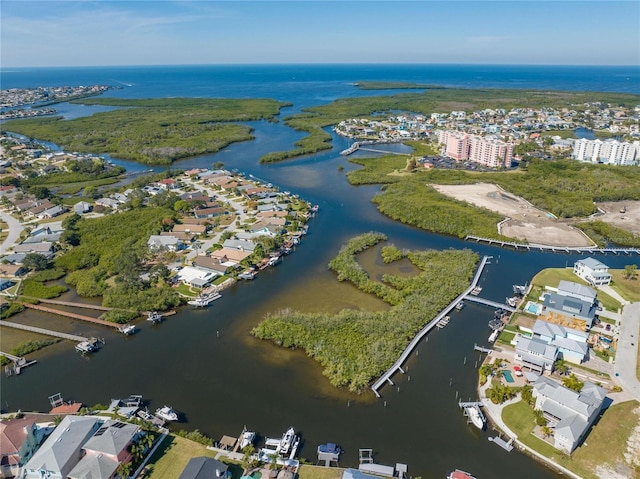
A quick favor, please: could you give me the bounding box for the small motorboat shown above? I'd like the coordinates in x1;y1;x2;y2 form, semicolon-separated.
155;405;178;422
119;324;136;335
239;430;256;450
147;311;162;323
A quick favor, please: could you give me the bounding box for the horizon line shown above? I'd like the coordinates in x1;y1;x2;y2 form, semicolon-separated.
2;62;639;71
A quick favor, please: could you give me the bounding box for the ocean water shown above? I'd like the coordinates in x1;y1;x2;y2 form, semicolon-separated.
2;65;639;111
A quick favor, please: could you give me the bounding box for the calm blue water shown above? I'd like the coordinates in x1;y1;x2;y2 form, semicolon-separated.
2;65;639;108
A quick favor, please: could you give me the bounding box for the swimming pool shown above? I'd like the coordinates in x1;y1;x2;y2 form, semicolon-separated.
524;301;540;315
502;370;514;383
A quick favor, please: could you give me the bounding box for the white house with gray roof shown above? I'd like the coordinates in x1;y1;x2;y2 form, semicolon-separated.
22;416;100;479
532;319;589;364
573;257;612;286
514;335;558;374
557;280;597;304
532;376;607;453
147;235;184;252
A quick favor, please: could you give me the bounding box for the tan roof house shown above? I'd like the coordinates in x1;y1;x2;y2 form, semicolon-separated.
210;247;251;264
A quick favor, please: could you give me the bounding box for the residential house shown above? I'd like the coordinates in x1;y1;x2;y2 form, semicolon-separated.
41;205;65;219
193;206;225;219
94;198;120;210
0;263;28;278
557;281;597;305
532;376;607;453
192;256;232;275
147;235;184;253
210;247;251;265
532;320;589;364
67;420;139;479
221;239;257;253
0;416;49;478
73;202;92;215
541;293;597;330
178;457;229;479
13;242;54;259
175;266;217;288
172;224;206;235
514;335;558;374
22;416;101;479
573;258;612;287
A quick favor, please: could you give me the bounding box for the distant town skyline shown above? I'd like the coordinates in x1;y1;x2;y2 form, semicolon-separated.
1;1;639;68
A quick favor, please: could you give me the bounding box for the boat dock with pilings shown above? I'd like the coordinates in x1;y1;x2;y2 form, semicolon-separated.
371;256;492;398
465;235;640;255
0;320;88;342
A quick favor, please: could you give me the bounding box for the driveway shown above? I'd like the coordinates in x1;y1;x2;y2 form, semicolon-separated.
0;210;24;255
613;302;640;401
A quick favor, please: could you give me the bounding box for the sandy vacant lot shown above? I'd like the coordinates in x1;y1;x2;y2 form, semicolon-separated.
595;201;640;234
432;183;594;247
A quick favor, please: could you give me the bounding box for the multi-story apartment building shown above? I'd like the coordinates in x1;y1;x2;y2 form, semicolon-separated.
437;130;513;167
572;138;639;165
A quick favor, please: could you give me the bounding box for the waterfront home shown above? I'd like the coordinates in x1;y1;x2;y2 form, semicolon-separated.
542;292;597;330
532;320;589;364
573;258;612;287
532;376;607;453
175;266;217;288
67;420;139;479
178;457;229;479
22;416;101;479
13;242;54;259
557;281;597;305
210;247;251;264
514;335;558;374
0;416;51;478
192;256;233;275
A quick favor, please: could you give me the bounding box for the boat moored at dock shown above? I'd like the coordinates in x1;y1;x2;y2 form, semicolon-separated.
187;292;222;307
155;405;179;422
75;337;103;354
147;311;162;323
118;324;136;335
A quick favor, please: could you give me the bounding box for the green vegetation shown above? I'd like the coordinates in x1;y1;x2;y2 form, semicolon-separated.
56;207;182;312
252;234;478;392
531;267;622;312
354;81;440;90
297;466;345;479
257;87;639;163
503;400;640;479
176;429;213;446
146;435;218;479
29;267;66;282
3;98;289;165
610;269;640;302
21;279;68;299
575;221;640;247
10;338;60;357
0;303;25;319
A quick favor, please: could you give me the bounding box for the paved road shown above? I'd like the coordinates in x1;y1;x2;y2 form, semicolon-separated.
613;302;640;401
0;210;24;255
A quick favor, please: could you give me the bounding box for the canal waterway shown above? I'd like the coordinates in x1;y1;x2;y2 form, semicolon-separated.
2;65;638;478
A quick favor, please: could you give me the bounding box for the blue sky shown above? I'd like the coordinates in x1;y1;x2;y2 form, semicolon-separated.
2;1;639;67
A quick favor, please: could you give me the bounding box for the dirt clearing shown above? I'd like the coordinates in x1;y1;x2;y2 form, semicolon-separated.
431;182;594;247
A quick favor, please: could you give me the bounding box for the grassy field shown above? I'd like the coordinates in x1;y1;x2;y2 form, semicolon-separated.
502;400;640;479
531;267;622;311
610;269;640;302
297;465;345;479
146;436;242;479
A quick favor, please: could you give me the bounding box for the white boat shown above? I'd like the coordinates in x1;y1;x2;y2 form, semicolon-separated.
239;430;256;450
155;406;178;422
119;324;136;335
187;292;222;307
75;337;101;354
465;405;485;430
470;286;482;296
147;311;162;323
279;427;296;456
488;329;499;342
455;301;465;310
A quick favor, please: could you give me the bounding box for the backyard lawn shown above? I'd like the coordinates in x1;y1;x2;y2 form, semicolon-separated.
502;400;640;479
610;269;640;302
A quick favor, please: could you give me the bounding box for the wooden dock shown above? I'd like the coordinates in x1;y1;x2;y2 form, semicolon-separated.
371;256;492;397
463;295;516;312
0;320;87;342
25;298;114;311
465;235;640;255
21;303;121;329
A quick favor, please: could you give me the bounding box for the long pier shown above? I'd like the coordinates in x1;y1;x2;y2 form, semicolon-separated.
0;351;23;362
371;256;492;397
25;298;114;311
21;303;121;329
465;235;640;255
463;295;516;312
0;320;87;342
